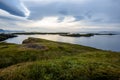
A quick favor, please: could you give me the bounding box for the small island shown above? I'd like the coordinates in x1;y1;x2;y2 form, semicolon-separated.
60;33;116;37
13;32;68;35
60;33;94;37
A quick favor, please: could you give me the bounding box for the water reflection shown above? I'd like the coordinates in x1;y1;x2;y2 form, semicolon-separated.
5;34;120;52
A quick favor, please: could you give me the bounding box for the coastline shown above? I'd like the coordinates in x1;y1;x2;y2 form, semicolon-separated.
0;34;17;41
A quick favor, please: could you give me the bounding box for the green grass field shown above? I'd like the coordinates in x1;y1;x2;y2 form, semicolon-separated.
0;37;120;80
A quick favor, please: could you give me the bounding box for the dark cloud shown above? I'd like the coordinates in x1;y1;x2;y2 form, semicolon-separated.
59;10;68;15
58;16;65;22
74;16;84;21
24;0;120;24
0;0;30;17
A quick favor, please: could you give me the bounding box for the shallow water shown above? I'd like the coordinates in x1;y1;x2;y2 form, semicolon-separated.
5;34;120;52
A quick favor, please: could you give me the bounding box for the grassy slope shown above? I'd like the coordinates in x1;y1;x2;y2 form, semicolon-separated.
0;38;120;80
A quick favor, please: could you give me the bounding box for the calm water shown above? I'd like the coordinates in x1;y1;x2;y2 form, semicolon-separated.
5;34;120;52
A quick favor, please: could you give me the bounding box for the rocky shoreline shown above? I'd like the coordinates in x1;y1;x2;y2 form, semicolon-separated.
0;34;17;41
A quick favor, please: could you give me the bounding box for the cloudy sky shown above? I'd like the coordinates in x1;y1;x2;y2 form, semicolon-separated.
0;0;120;32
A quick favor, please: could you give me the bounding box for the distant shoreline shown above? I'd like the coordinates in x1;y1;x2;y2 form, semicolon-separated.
13;32;117;37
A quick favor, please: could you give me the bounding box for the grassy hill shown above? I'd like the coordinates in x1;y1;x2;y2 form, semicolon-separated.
0;38;120;80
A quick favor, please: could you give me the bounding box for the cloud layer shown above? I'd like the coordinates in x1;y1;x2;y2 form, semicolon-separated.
25;0;120;23
0;0;30;17
0;0;120;32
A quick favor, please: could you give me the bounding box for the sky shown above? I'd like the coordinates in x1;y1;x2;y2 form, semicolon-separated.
0;0;120;32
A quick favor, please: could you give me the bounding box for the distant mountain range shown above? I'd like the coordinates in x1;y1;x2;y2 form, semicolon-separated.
0;29;3;31
0;29;25;33
0;29;4;32
99;31;120;34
